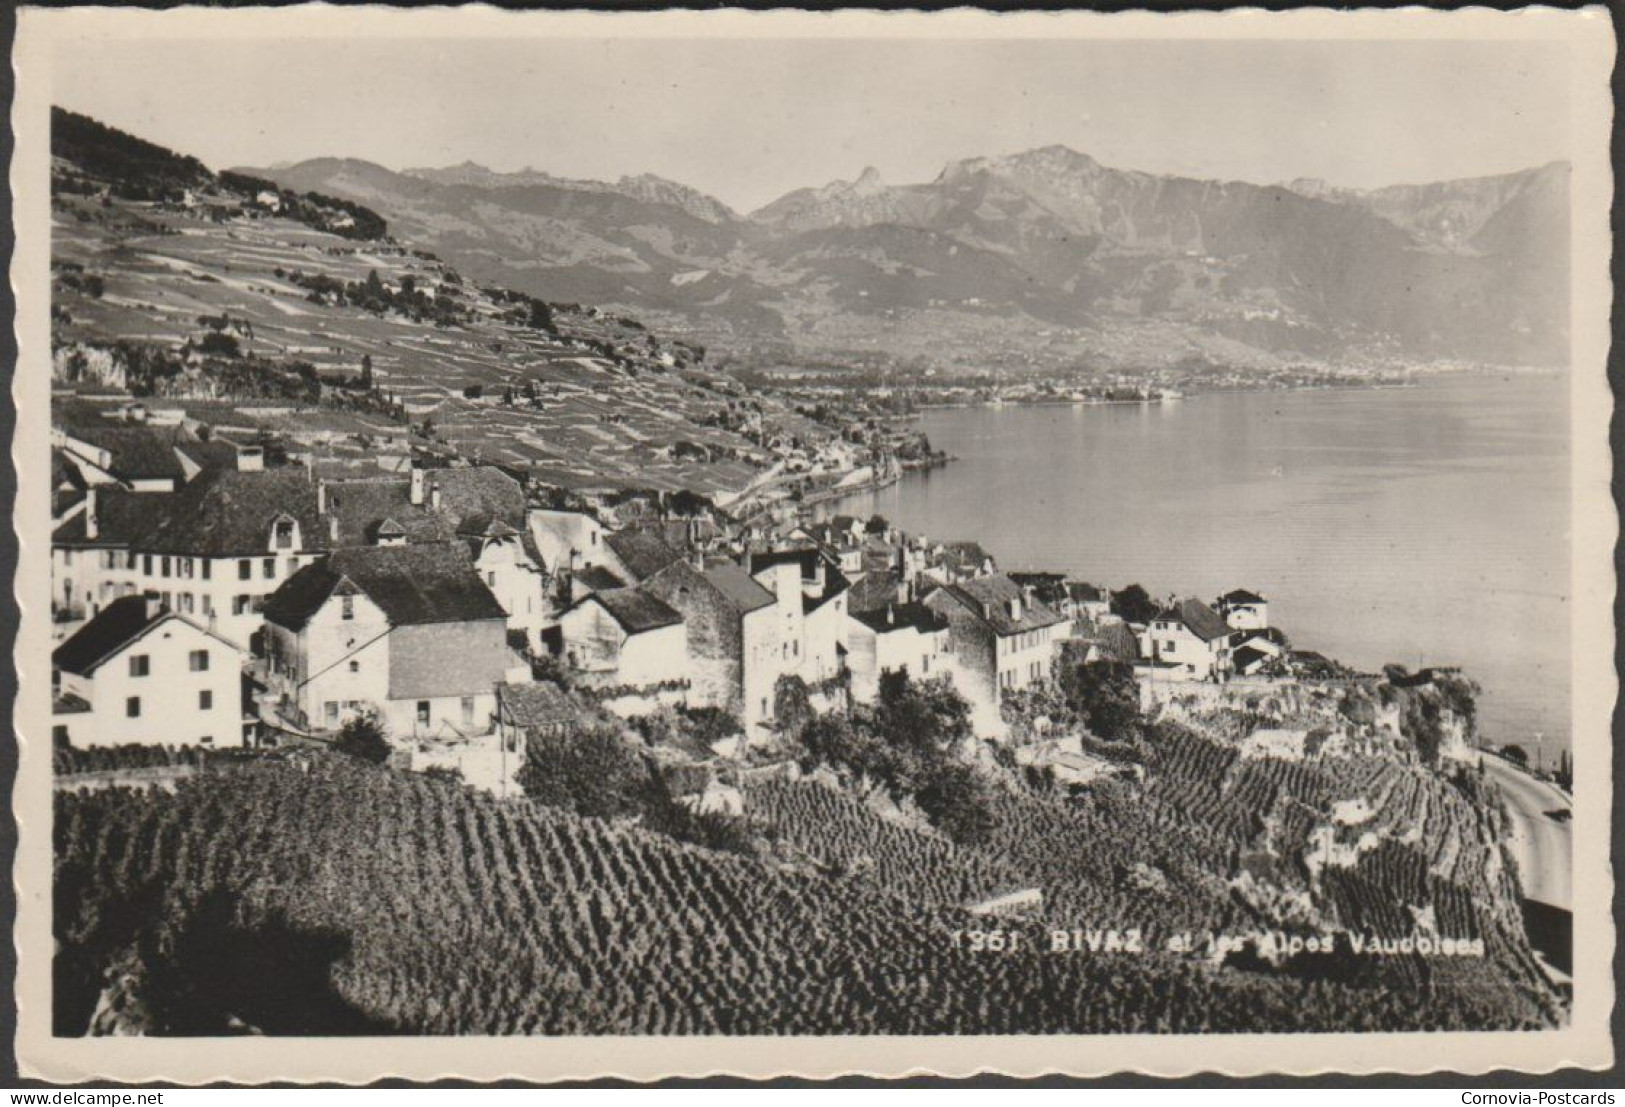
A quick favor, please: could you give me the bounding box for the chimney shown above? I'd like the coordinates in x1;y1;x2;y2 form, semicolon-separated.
410;467;425;506
430;483;442;511
1007;596;1023;621
886;604;895;626
316;480;327;515
144;594;164;621
83;488;98;541
329;513;340;543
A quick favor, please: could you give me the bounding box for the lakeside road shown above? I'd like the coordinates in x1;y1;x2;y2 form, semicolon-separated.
1483;755;1572;910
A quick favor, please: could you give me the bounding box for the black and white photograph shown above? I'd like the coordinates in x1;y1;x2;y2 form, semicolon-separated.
10;4;1616;1082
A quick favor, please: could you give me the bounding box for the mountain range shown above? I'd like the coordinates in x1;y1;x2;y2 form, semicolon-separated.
243;146;1571;368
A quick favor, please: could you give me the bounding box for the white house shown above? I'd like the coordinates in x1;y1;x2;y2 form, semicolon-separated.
1144;598;1234;681
844;602;952;703
262;544;525;742
1217;589;1270;631
528;508;608;574
52;595;243;749
559;588;688;688
923;573;1069;706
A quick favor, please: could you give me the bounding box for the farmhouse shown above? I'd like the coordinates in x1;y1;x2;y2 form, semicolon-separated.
559;588;688;688
1144;598;1234;681
844;602;952;703
262;544;523;741
923;573;1069;705
51;595;243;749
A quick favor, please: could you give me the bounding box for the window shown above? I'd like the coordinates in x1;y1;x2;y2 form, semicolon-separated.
199;690;213;711
233;595;251;616
201;595;213;615
487;572;497;586
274;519;294;550
62;550;73;567
341;595;354;621
461;697;475;726
161;556;171;578
238;559;251;581
348;660;359;673
52;725;68;747
201;560;211;581
417;701;431;726
126;696;141;718
325;702;339;724
189;649;209;672
128;654;149;678
199;735;214;746
143;554;153;575
262;558;276;579
250;595;265;614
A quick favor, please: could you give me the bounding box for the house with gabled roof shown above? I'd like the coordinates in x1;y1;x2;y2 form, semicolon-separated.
923;573;1070;706
1216;589;1269;631
51;595;243;749
844;602;952;703
559;588;687;690
1144;598;1234;682
262;544;525;742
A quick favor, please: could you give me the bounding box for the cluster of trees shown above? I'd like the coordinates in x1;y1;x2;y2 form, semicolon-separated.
218;171;387;240
1109;583;1160;625
281;268;467;328
51;107;212;203
1379;665;1481;768
781;672;997;845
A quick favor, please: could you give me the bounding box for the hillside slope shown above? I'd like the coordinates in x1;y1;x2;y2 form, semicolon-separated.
51;108;811;498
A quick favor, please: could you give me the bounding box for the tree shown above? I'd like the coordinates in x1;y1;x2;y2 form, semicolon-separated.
1057;660;1143;743
865;513;889;535
365;268;385;297
360;354;373;389
1109;583;1159;625
462;384;484;400
517;723;653;820
772;675;815;743
334;711;391;764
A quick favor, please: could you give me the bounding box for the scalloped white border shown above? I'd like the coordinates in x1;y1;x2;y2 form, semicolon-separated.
10;4;1617;1083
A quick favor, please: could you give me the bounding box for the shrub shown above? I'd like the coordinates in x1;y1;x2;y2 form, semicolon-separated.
334;712;391;765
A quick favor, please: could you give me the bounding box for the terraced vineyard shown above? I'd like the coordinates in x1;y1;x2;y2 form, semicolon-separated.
56;754;1562;1036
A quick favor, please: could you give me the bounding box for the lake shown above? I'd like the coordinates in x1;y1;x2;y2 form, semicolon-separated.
822;374;1572;761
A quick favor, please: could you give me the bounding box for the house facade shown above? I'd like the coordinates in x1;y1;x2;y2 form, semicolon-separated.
262;544;521;741
844;603;952;703
1217;589;1270;631
1145;598;1234;681
559;588;688;688
52;595;242;749
923;573;1069;706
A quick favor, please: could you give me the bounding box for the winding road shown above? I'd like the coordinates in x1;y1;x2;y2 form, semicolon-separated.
1482;754;1572;910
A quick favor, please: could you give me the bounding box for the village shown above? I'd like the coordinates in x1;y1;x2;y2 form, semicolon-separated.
46;392;1377;802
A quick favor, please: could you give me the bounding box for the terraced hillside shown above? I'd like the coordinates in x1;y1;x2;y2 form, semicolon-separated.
50;108;821;498
55;754;1561;1036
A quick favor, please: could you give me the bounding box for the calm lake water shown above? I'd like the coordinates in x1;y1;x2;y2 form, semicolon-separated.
824;374;1572;758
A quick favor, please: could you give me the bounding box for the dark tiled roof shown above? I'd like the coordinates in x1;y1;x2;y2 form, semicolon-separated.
427;467;526;533
1233;645;1270;670
851;602;949;635
52;596;179;675
265;545;505;630
1153;598;1231;642
585;588;683;634
747;546;826;580
63;426;186;483
136;469;325;556
499;681;584;730
52;486;161;547
1093;621;1142;663
846;571;906;614
702;563;776;614
174;438;244;475
574;565;628;593
932;574;1068;636
605;527;686;581
1219;589;1266;605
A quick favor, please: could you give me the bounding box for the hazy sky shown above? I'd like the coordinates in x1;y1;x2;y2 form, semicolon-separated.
53;36;1572;213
